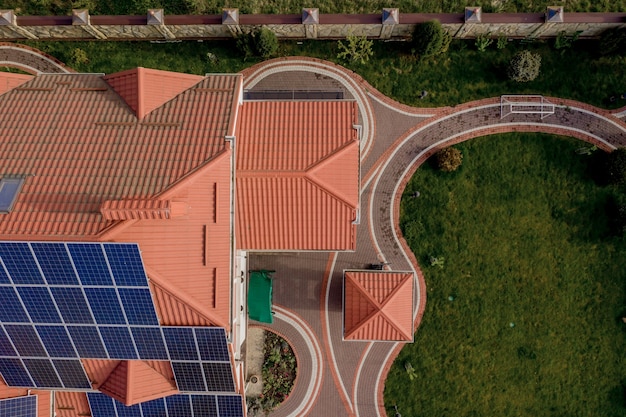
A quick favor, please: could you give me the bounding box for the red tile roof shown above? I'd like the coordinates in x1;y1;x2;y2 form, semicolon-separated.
343;271;414;341
103;67;205;120
0;71;241;239
236;101;359;250
0;71;33;95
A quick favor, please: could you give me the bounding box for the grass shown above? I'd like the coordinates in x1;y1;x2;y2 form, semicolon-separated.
385;133;626;416
2;0;626;14
23;38;626;110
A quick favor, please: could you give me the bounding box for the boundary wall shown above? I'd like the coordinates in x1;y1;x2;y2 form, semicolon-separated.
0;7;624;41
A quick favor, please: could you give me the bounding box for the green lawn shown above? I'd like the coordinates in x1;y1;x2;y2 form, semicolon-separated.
385;133;626;416
24;38;626;110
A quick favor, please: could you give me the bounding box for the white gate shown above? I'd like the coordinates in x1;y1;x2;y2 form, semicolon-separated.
500;95;555;119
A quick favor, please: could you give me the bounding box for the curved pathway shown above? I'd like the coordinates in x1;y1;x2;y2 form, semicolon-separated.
0;42;72;74
243;58;626;417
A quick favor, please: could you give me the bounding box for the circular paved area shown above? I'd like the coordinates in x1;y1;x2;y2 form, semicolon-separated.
243;58;626;417
3;46;625;417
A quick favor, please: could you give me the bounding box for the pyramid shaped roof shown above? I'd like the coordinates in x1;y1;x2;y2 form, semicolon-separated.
343;270;414;341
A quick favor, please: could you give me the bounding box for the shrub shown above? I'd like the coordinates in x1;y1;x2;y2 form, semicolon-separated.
599;27;626;56
507;50;541;82
604;148;626;185
255;27;278;58
337;34;374;65
497;34;508;50
554;30;581;54
475;32;493;52
412;20;451;58
236;27;278;60
68;48;89;67
435;147;463;172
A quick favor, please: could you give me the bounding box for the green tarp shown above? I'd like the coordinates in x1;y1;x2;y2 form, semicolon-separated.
248;270;274;324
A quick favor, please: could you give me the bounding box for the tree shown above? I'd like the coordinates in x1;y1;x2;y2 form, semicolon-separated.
337;34;374;65
236;27;278;60
412;20;451;58
507;50;541;82
435;147;463;172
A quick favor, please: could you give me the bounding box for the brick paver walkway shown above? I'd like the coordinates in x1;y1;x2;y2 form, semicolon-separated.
2;47;624;417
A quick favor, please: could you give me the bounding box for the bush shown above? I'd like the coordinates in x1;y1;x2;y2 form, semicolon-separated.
255;27;279;58
337;34;374;65
475;33;493;52
604;148;626;185
507;50;541;82
68;48;89;67
435;147;463;172
412;20;451;58
236;27;278;60
599;27;626;56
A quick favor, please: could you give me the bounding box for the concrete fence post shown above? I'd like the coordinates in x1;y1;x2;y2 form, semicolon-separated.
455;7;482;38
0;10;38;39
222;8;241;37
147;9;176;40
529;6;564;38
72;9;107;40
380;8;399;39
302;8;319;39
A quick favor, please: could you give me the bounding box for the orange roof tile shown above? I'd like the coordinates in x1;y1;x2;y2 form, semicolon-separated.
0;71;33;95
55;392;91;417
97;361;178;406
236;101;359;250
103;67;205;120
343;271;414;341
0;71;241;239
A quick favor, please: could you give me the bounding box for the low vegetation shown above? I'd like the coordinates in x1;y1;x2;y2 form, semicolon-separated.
507;50;542;82
387;133;626;416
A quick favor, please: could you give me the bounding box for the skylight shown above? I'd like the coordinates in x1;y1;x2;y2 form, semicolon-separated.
0;177;24;213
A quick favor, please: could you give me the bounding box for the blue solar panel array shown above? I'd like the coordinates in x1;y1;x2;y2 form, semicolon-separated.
88;393;244;417
0;241;235;394
0;395;37;417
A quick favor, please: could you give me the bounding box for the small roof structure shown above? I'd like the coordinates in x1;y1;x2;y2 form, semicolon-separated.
343;270;414;341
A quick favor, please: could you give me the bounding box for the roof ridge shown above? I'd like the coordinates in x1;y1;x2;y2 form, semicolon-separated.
377;273;414;340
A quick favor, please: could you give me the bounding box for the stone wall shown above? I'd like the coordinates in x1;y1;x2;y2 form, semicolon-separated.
0;8;623;41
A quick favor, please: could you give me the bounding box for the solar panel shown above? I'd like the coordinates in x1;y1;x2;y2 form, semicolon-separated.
163;327;199;361
0;396;37;417
99;326;137;359
118;288;158;325
66;326;107;358
0;328;16;357
52;359;91;389
131;327;168;360
171;362;206;392
203;363;235;392
104;244;147;287
87;393;117;417
85;288;126;325
17;287;61;323
49;287;94;324
195;328;230;362
0;287;28;322
0;359;33;387
31;243;78;285
0;243;43;285
22;359;61;388
139;398;167;417
3;325;47;357
114;399;141;417
217;396;244;417
191;395;217;416
36;326;76;358
67;243;113;286
165;395;192;417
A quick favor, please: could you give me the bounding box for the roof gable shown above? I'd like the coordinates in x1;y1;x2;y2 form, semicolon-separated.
236;101;359;251
0;72;33;95
98;361;178;406
344;271;414;341
103;67;204;119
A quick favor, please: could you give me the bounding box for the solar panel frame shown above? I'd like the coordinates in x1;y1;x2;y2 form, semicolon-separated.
0;395;37;417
